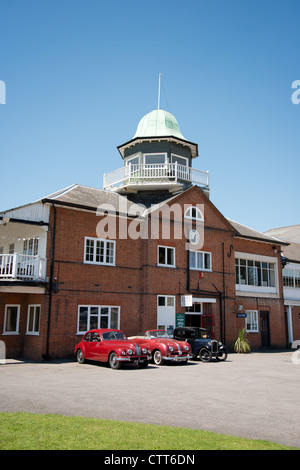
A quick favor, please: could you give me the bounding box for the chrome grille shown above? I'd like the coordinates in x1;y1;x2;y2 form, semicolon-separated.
135;345;141;355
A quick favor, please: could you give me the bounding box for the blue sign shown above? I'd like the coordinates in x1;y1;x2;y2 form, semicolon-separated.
236;313;247;318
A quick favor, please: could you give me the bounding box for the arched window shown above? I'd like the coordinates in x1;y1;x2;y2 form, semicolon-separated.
185;206;204;221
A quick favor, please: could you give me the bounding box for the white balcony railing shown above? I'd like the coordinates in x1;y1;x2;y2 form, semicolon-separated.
0;254;47;281
103;162;209;191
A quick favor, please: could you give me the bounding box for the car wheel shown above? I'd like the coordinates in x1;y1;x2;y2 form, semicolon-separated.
138;360;149;368
199;348;212;362
216;351;228;361
109;352;121;370
76;349;86;364
153;350;164;365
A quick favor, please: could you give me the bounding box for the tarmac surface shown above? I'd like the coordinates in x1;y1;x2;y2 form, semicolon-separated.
0;350;300;448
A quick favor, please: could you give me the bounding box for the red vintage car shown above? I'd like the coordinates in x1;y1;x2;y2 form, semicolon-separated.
74;329;151;369
129;329;192;365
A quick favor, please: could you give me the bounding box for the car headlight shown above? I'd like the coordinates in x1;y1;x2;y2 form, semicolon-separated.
184;345;189;351
169;346;174;352
142;348;147;354
122;351;126;356
127;349;133;355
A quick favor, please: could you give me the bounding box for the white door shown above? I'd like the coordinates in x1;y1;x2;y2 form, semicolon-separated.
157;295;175;335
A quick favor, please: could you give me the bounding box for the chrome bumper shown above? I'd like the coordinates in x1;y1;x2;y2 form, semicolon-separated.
162;354;192;362
116;355;151;362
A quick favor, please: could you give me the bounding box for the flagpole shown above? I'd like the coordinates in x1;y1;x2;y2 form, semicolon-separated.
158;73;162;109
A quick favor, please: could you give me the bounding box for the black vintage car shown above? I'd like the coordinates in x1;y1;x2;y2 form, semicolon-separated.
173;327;228;362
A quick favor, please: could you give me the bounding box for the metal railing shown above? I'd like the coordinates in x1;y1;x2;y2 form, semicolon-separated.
103;162;209;190
0;254;47;281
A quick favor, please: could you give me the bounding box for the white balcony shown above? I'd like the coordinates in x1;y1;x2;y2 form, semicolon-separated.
103;162;209;193
0;254;47;282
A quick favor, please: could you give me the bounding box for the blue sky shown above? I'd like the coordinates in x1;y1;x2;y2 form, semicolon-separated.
0;0;299;232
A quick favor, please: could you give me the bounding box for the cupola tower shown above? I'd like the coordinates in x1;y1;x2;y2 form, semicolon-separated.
103;87;209;196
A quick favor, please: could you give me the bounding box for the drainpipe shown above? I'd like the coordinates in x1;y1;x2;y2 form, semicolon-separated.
187;248;190;292
44;203;57;360
287;305;293;346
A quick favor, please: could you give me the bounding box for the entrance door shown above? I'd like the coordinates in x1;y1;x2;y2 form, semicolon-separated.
157;296;175;336
260;311;270;347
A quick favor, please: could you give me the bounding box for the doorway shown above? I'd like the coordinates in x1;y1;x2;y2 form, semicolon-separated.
157;295;176;335
260;310;271;347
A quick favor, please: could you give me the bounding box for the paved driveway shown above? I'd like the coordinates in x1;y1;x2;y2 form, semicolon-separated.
0;351;299;448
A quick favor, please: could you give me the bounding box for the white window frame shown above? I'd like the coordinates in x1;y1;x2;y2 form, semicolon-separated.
189;250;212;271
84;237;116;266
171;153;189;166
157;245;176;268
143;152;167;165
77;305;120;334
157;295;175;307
3;305;20;335
26;305;41;335
125;154;140;166
184;206;204;221
23;238;39;256
235;252;278;296
245;310;259;333
283;268;300;289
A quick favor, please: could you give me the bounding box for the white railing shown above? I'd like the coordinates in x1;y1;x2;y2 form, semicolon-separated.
0;254;47;281
103;162;209;190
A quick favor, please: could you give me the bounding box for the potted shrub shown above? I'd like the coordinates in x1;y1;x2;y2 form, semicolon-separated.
233;328;251;353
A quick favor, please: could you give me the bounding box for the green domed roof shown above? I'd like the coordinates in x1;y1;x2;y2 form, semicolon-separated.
133;109;186;140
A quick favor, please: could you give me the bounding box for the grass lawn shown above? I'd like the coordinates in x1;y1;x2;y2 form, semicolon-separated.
0;412;295;450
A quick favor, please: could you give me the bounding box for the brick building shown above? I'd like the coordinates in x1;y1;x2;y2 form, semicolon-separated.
0;107;290;359
265;225;300;346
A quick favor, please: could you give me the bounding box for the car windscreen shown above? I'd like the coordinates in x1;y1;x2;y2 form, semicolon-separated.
194;330;210;339
148;330;170;338
102;331;126;340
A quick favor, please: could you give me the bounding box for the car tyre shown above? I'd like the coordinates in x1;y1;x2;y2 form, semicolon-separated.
153;350;164;365
109;352;121;370
216;350;228;361
76;349;86;364
199;348;212;362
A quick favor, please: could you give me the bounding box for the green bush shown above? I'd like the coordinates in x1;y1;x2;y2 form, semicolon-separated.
233;328;251;353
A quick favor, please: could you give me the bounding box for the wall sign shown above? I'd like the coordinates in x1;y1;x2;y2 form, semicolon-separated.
181;295;193;307
176;313;186;328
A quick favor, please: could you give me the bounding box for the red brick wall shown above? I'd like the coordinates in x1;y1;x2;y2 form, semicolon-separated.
0;292;47;360
0;187;289;359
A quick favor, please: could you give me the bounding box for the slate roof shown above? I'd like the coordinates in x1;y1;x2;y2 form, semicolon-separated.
227;219;289;245
41;184;146;217
264;225;300;263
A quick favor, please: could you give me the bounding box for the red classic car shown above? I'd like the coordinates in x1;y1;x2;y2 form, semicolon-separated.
129;329;192;365
74;329;151;369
